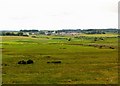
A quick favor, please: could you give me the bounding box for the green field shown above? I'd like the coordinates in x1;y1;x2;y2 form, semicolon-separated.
1;34;118;84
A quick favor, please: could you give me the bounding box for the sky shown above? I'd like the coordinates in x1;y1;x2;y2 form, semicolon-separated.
0;0;119;31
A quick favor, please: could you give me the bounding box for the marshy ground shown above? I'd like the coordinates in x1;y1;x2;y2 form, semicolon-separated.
1;34;118;84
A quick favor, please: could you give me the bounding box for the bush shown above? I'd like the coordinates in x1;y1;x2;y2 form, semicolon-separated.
18;60;26;64
68;38;71;41
27;59;34;64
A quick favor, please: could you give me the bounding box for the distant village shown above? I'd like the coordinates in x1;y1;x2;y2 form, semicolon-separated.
0;29;118;36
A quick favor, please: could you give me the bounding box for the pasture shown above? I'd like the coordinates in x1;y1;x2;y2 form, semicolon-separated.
1;34;118;84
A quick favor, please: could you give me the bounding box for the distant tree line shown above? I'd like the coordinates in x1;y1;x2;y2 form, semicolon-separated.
2;32;24;36
81;29;118;34
1;29;118;36
82;31;106;34
55;29;118;34
20;30;39;32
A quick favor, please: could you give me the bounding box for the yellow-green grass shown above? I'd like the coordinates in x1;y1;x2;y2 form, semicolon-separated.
2;35;118;84
79;33;118;37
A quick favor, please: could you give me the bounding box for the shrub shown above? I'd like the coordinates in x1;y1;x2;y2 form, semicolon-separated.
18;60;26;64
27;59;34;64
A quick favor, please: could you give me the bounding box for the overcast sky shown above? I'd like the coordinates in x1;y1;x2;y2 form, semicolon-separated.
0;0;119;30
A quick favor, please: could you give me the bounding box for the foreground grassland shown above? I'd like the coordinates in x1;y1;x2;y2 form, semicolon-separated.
1;34;118;84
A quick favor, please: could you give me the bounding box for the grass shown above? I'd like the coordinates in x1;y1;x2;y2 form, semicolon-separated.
1;34;118;84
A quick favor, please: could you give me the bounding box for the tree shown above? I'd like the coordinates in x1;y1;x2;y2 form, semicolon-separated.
18;32;23;36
